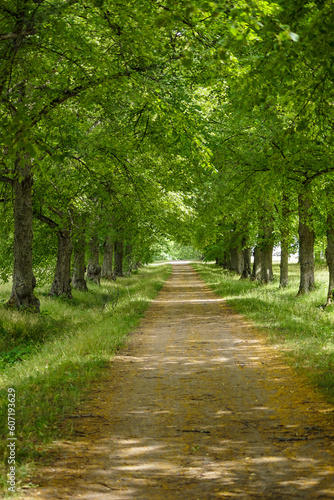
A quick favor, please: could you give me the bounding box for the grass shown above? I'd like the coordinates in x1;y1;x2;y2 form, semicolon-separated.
0;263;171;497
192;262;334;404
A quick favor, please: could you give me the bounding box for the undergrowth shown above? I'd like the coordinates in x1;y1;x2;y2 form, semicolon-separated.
192;262;334;405
0;264;171;497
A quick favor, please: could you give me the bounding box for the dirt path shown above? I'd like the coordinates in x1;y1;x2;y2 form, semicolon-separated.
23;263;334;499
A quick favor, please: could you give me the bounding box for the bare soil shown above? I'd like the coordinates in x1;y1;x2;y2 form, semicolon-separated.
22;263;334;499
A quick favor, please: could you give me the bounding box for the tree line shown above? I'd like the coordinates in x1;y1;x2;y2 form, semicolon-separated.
193;0;334;305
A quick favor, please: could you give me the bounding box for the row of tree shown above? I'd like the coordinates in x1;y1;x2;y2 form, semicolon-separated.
0;0;333;311
0;0;218;311
194;0;334;304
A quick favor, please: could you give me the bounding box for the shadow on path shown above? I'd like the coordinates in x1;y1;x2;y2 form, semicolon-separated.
23;264;334;499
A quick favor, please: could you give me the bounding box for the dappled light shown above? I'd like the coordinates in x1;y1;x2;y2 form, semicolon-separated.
2;0;334;494
23;264;334;499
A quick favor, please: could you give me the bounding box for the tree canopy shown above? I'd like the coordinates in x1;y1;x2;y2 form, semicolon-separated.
0;0;333;310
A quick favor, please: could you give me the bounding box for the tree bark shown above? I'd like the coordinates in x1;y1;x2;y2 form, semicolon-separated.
216;253;227;267
258;216;274;284
280;194;290;288
241;247;251;279
133;260;142;271
260;243;274;283
72;217;88;291
87;233;101;285
7;156;40;312
114;239;124;277
72;241;88;291
297;191;315;295
33;210;74;298
50;229;73;298
252;246;262;281
229;247;244;274
325;213;334;305
280;242;289;288
125;244;133;276
222;251;229;269
101;236;114;280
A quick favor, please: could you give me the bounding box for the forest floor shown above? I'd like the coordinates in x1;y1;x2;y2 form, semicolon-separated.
22;263;334;499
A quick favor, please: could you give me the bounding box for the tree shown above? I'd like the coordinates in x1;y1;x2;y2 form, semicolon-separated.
2;0;334;309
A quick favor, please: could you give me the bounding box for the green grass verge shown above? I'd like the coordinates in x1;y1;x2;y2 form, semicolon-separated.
0;264;171;497
192;262;334;404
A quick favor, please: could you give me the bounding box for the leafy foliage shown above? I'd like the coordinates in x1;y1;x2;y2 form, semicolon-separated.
0;0;334;299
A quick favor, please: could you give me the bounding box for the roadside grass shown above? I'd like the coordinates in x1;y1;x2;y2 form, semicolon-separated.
192;262;334;404
0;264;171;496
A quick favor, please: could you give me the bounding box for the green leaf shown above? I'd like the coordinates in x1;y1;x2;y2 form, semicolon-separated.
296;119;309;132
218;49;230;61
181;57;193;68
155;17;169;28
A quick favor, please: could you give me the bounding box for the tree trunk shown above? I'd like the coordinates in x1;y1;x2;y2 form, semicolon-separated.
260;244;274;283
216;253;228;267
298;192;315;295
241;247;251;279
72;241;88;291
72;217;88;291
325;213;334;305
280;194;290;288
125;244;133;276
252;246;262;281
114;239;124;277
101;236;114;280
225;251;232;270
230;247;244;274
133;261;142;270
7;157;40;312
50;229;73;298
87;233;101;285
280;242;289;288
222;251;229;269
259;218;274;284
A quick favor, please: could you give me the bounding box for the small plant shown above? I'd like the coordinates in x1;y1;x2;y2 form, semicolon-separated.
0;345;34;368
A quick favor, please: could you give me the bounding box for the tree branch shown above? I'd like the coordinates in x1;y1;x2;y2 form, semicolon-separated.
0;29;36;42
0;176;14;186
33;210;58;230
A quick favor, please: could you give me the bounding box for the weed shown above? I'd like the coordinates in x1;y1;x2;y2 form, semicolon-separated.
0;345;34;368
